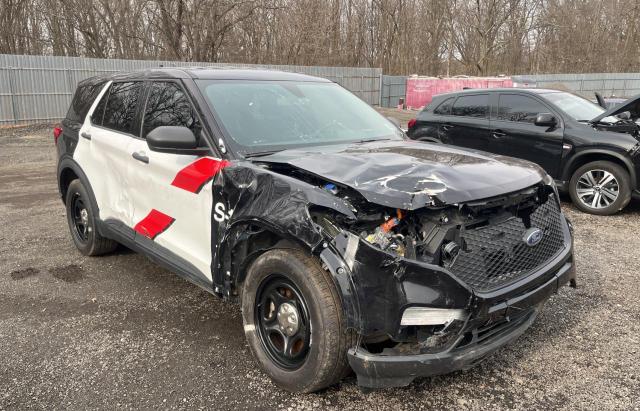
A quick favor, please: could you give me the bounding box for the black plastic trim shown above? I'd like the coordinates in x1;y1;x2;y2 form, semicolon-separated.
100;219;215;294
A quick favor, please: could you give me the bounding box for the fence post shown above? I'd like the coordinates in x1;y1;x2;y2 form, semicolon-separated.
8;67;19;125
379;73;384;107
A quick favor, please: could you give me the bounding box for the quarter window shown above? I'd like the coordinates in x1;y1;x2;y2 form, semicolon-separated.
67;82;106;123
451;95;488;118
497;94;548;123
142;82;199;138
101;82;143;135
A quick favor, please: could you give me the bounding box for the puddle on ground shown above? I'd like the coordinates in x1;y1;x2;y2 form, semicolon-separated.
10;267;39;280
50;264;85;283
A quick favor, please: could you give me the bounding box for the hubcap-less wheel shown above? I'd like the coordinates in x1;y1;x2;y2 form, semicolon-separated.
576;169;620;209
255;275;311;370
71;193;90;242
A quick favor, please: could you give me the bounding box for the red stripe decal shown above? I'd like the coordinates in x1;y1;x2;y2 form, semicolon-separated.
171;157;229;193
134;209;175;240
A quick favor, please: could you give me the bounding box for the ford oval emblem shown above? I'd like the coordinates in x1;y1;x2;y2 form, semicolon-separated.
523;228;544;247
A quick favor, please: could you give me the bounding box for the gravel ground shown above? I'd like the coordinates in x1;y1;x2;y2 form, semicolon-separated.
0;125;639;410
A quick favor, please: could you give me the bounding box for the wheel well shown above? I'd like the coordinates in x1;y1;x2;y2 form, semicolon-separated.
565;153;632;182
417;136;441;143
59;167;79;204
228;224;306;288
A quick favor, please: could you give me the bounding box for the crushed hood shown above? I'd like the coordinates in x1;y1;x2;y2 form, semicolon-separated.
591;93;640;123
254;140;546;210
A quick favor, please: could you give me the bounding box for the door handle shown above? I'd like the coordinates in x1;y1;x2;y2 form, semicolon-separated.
80;131;91;140
132;151;149;164
492;130;506;139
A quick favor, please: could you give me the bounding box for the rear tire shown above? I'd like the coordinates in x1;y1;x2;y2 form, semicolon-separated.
241;249;354;392
65;179;117;255
568;161;631;215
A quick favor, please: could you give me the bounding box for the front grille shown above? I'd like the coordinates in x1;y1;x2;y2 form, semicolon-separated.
448;194;565;292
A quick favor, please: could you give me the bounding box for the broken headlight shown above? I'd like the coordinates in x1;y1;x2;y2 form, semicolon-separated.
398;308;468;354
400;307;467;326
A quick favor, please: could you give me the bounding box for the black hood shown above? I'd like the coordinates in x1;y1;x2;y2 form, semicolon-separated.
254;140;546;210
590;93;640;123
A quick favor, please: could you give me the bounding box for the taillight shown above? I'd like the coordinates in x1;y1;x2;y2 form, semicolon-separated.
407;118;417;130
53;126;62;144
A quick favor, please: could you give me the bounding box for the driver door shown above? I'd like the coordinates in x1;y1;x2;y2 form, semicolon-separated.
126;80;224;283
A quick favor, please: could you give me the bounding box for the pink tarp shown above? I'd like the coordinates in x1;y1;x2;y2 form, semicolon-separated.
405;77;513;109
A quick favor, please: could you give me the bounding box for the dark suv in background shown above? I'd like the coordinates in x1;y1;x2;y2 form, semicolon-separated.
407;89;640;215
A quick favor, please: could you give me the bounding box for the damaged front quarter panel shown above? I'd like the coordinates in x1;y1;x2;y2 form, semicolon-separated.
210;160;365;329
209;158;475;340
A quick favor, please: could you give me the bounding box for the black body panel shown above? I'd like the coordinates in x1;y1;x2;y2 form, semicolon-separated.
408;88;640;189
254;140;547;209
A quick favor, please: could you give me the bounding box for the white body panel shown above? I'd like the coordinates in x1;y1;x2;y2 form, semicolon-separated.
75;81;215;282
76;81;135;225
127;139;215;280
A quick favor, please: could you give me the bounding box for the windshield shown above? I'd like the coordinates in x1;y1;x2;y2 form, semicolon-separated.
542;91;605;121
196;80;403;155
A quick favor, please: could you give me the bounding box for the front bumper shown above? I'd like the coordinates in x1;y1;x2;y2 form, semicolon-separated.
347;256;576;389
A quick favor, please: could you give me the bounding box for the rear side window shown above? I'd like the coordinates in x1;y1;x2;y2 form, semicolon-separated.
142;82;200;138
433;97;454;115
451;94;488;118
101;82;143;135
66;82;106;123
497;94;548;123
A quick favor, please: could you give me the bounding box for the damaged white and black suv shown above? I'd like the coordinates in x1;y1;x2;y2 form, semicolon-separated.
55;68;576;392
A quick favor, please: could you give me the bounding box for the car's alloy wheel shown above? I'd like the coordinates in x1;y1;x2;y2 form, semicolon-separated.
575;169;619;209
568;161;631;215
255;275;311;370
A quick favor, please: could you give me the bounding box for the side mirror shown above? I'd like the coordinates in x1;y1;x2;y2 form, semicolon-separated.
534;113;557;127
595;92;607;109
617;111;631;120
147;126;199;154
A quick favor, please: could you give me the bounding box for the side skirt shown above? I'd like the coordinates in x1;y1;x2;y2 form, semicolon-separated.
99;219;217;296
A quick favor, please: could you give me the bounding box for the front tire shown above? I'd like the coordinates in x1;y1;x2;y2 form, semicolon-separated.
569;161;631;215
65;179;118;255
241;249;353;392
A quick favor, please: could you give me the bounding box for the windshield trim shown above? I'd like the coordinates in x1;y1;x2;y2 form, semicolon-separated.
194;79;404;157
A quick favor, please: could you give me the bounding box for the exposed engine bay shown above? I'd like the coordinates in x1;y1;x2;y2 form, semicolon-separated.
310;175;557;275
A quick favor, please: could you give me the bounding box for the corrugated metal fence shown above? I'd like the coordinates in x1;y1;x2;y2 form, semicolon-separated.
0;54;383;125
512;73;640;99
381;75;407;108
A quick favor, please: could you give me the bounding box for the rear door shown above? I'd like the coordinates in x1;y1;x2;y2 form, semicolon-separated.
489;93;563;177
76;81;144;227
411;96;454;141
442;93;491;151
126;80;224;283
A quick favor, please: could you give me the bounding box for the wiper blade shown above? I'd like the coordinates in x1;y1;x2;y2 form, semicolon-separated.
243;149;283;158
356;138;392;143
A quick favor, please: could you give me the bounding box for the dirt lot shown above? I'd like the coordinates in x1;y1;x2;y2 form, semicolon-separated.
1;125;639;410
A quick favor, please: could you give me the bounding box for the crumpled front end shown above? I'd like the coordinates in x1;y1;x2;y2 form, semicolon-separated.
316;182;575;388
212;160;575;389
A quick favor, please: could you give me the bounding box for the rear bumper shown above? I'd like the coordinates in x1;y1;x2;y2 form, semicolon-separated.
347;257;576;389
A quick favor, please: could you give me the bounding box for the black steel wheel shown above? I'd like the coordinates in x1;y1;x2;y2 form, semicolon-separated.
255;275;311;370
240;248;355;392
65;179;117;256
70;193;90;243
